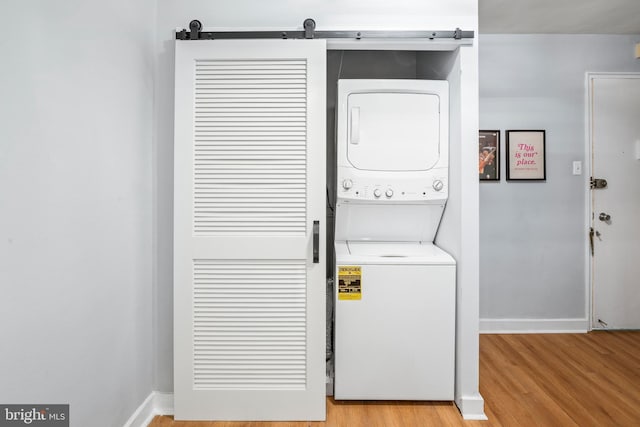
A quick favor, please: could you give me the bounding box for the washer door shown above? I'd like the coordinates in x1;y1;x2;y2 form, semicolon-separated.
347;91;440;171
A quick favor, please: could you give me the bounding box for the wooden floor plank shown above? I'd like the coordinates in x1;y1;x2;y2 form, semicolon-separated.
150;332;640;427
527;334;639;426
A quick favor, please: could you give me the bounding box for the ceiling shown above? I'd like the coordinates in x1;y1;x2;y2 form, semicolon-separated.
479;0;640;34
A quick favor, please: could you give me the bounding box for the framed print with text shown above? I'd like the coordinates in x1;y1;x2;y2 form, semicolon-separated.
506;130;546;181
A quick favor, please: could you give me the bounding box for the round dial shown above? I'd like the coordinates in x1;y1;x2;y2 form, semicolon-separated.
373;188;382;198
342;179;353;190
432;180;444;191
385;189;394;198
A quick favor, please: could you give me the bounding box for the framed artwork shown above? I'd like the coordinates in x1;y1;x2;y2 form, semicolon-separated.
479;130;500;181
506;130;546;181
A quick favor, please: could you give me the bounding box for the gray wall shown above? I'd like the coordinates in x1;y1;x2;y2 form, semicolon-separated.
479;35;640;323
0;2;155;426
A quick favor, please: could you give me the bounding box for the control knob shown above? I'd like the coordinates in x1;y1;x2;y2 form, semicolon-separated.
342;179;353;190
385;189;394;198
373;188;382;198
432;180;444;192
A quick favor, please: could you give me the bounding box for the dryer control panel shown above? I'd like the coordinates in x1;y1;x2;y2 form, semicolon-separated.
337;170;448;202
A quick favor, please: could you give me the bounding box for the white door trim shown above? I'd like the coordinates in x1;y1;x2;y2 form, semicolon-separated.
585;72;640;330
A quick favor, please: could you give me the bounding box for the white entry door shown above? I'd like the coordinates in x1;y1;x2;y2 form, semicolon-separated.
590;74;640;330
174;39;326;420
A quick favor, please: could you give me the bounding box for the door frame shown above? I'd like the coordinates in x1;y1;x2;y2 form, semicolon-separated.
585;72;640;330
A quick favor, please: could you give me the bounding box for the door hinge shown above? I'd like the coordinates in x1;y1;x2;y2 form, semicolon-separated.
590;177;608;189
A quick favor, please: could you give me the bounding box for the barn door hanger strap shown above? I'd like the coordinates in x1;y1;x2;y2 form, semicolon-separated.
176;19;474;41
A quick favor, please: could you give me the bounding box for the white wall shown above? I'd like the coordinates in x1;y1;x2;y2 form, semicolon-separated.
479;34;640;332
158;0;476;32
0;1;155;426
429;46;484;418
154;0;478;392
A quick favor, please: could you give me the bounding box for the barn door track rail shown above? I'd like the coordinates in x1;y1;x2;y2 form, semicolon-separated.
176;19;474;41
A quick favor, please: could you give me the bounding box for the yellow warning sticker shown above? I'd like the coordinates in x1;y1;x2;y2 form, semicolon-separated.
338;266;362;300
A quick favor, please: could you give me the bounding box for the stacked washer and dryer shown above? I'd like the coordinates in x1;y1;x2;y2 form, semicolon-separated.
333;79;456;400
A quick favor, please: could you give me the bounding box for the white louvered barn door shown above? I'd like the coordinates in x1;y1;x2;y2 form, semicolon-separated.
174;40;326;421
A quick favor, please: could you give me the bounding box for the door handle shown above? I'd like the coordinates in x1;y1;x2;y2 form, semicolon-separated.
350;107;360;144
313;220;319;263
599;212;611;222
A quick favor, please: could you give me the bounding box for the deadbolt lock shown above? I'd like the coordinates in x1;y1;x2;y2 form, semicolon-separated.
591;178;608;189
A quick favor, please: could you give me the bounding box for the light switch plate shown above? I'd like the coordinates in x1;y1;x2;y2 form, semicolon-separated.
573;161;582;175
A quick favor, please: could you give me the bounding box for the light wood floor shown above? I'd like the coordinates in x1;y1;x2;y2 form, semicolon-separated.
151;332;640;426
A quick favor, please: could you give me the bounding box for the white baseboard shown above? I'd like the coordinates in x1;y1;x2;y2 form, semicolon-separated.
127;391;489;424
123;392;174;427
480;318;589;334
153;392;174;416
455;393;487;420
123;393;155;427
